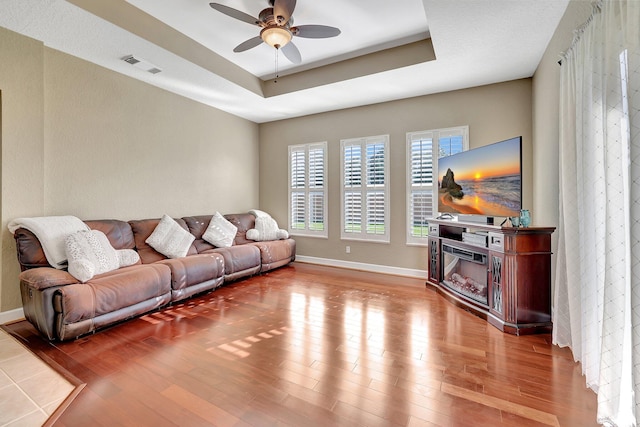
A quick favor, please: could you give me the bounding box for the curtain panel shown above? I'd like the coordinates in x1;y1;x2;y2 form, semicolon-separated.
554;1;640;426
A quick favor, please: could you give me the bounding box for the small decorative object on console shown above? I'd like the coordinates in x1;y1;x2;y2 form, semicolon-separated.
520;209;531;227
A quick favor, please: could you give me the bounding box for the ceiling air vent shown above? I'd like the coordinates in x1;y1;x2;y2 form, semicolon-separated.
122;55;162;74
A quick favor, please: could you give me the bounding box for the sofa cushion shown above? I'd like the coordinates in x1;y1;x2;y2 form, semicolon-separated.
56;263;171;325
65;230;121;283
208;244;261;278
146;215;195;259
182;215;215;253
223;213;255;245
203;212;237;248
158;253;224;301
251;239;296;272
130;217;194;264
85;219;136;250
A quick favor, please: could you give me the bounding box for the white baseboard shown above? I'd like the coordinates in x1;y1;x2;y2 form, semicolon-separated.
0;307;25;325
295;255;427;280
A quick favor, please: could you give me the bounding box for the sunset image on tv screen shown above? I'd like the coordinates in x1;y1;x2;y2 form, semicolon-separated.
437;137;522;217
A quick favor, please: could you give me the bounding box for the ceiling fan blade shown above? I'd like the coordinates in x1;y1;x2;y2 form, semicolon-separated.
209;3;259;26
281;42;302;64
233;36;264;53
292;25;341;39
273;0;296;25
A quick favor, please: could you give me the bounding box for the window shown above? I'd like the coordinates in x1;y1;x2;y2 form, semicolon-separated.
288;142;327;238
341;135;389;242
406;126;468;245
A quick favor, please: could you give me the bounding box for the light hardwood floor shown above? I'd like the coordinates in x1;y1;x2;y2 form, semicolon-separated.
3;262;598;426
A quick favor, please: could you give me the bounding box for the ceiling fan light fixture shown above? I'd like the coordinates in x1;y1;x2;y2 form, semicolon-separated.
261;26;292;49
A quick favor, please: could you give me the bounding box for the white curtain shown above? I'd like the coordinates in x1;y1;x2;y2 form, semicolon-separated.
553;1;640;426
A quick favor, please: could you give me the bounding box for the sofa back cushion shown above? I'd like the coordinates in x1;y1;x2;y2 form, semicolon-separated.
182;215;215;253
13;219;136;271
183;214;255;251
129;218;197;264
84;220;135;250
223;213;256;245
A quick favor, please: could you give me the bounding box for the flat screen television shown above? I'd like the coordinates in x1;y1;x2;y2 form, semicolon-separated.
437;136;522;221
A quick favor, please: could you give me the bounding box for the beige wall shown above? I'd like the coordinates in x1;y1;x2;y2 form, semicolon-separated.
531;0;595;289
42;49;259;219
259;79;533;272
532;0;594;227
0;29;259;313
0;28;45;312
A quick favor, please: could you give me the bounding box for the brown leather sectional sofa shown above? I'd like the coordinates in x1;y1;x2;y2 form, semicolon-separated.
12;213;295;341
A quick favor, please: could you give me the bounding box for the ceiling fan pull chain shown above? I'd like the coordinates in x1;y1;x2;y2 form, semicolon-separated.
274;47;279;83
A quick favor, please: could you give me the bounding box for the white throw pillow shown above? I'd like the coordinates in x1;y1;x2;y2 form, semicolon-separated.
202;212;237;248
145;214;195;259
65;230;121;283
117;249;140;267
246;216;289;241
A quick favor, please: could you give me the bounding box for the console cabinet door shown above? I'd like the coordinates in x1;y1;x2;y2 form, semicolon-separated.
489;252;505;320
427;236;440;285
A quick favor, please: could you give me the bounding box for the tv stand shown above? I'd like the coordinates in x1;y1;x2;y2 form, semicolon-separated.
427;218;555;335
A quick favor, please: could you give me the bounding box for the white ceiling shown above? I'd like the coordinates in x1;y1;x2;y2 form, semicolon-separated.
0;0;569;123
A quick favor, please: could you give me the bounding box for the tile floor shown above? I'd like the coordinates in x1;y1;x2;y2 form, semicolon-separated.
0;328;74;427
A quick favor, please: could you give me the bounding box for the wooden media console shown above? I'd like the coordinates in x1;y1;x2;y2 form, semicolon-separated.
427;218;555;335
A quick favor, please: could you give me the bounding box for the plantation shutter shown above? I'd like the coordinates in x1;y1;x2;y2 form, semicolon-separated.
290;147;306;231
341;136;389;242
344;144;362;234
288;143;327;237
308;146;325;232
366;142;386;235
409;136;433;239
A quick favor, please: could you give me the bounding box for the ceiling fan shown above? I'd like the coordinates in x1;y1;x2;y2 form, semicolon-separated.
209;0;341;64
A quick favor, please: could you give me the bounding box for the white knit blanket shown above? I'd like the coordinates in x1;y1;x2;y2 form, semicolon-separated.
248;209;271;218
8;216;89;269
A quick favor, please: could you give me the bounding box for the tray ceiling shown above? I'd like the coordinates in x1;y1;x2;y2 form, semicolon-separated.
0;0;569;123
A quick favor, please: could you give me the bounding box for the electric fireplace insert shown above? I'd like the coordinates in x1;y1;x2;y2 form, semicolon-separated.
441;243;489;306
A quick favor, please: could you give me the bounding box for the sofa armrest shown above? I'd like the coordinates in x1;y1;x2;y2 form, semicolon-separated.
19;267;79;291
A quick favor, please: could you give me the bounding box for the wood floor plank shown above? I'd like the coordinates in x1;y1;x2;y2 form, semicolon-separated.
161;384;244;426
270;378;337;412
442;383;560;427
5;262;598;426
